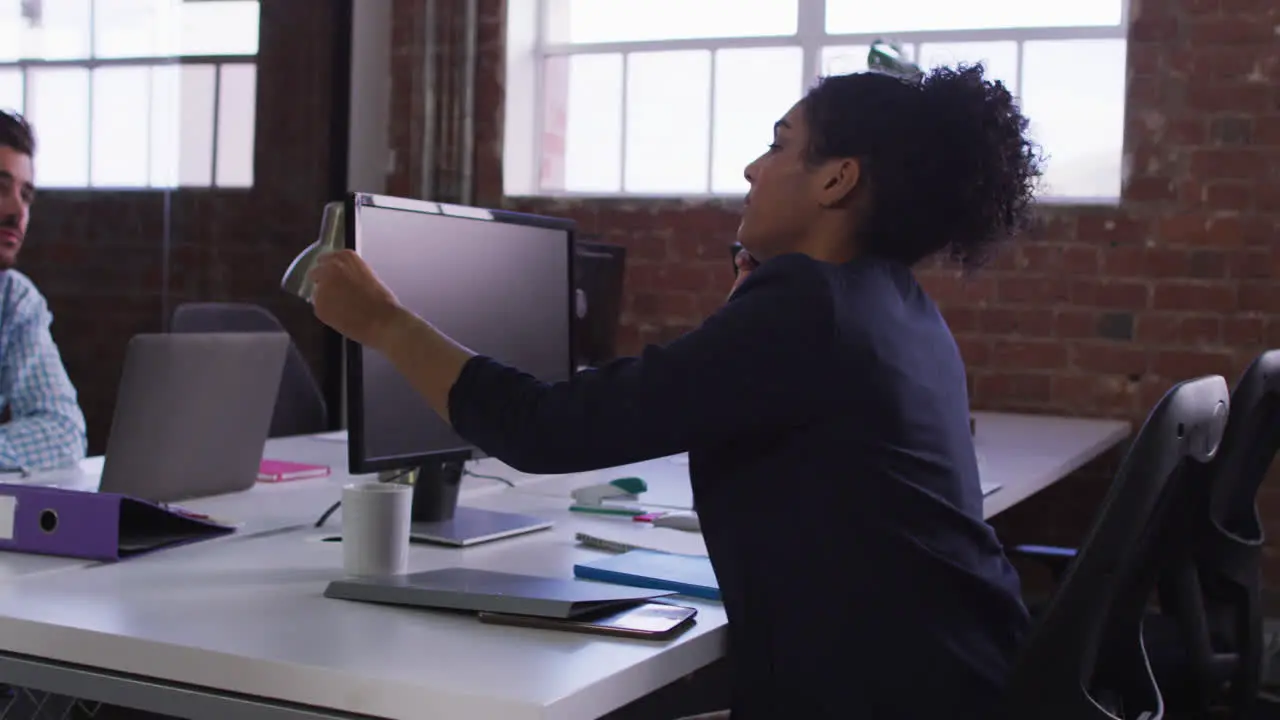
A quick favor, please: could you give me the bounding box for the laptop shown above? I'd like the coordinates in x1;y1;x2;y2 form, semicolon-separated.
97;332;289;503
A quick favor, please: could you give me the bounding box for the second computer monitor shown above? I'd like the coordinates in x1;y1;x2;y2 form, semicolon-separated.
573;238;626;369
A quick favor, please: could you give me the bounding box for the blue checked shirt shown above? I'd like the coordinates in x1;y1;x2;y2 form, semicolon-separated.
0;270;87;470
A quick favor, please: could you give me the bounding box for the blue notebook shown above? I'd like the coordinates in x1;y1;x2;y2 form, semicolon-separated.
574;549;720;601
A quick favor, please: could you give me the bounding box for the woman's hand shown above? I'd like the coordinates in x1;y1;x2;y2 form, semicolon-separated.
728;249;760;301
309;250;404;351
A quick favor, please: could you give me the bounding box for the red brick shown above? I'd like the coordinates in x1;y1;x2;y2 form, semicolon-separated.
1072;344;1149;375
941;307;980;333
1203;181;1255;211
997;277;1070;305
1257;116;1280;146
1241;283;1280;313
1225;316;1267;345
1152;281;1238;312
1070;279;1150;309
917;271;997;305
1050;374;1139;417
1055;309;1099;339
1142;247;1194;277
1180;0;1223;17
1230;249;1275;279
1150;349;1238;380
1124;176;1176;203
1187;16;1278;44
980;308;1055;337
1189;149;1267;180
629;292;698;320
626;263;717;294
1075;212;1150;245
991;340;1069;370
1136;314;1185;344
973;372;1052;405
1179;315;1224;345
1187;82;1273;114
954;335;991;366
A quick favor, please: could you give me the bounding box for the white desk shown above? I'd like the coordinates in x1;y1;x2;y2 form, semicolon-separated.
509;412;1134;523
0;411;1131;720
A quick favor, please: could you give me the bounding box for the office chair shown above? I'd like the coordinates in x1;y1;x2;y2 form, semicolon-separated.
1013;351;1280;719
1003;375;1230;720
1149;350;1280;718
169;302;329;438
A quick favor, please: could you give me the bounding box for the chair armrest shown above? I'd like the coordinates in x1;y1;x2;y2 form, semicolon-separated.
1009;544;1078;583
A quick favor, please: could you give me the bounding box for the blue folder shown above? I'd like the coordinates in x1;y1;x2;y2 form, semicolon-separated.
573;549;720;601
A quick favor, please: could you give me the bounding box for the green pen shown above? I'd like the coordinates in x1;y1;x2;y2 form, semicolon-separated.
569;504;645;517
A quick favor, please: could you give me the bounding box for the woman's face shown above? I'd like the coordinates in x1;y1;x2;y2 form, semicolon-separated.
737;102;824;261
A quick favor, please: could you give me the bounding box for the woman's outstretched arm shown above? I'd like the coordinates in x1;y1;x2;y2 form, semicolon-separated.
313;250;838;474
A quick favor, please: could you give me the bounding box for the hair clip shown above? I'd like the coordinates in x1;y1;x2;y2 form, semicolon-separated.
867;40;924;83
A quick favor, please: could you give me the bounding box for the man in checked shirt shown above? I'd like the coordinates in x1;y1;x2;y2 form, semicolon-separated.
0;109;86;471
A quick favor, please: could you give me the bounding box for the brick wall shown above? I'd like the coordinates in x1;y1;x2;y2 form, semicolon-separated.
388;1;1280;579
17;0;346;454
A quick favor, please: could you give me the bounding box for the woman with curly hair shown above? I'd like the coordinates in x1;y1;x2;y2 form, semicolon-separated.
310;59;1043;720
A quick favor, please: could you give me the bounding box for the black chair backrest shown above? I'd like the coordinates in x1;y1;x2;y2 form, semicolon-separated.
1157;350;1280;717
170;303;328;438
1005;375;1230;720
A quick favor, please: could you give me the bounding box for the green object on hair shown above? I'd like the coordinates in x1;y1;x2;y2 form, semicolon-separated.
868;40;923;81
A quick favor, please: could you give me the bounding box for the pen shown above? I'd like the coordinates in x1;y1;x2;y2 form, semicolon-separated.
570;504;645;516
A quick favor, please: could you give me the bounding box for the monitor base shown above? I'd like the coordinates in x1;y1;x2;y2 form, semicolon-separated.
409;506;553;547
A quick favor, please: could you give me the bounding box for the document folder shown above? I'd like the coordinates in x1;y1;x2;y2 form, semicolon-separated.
0;483;236;562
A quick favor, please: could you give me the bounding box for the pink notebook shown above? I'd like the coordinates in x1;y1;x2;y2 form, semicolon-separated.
258;459;331;483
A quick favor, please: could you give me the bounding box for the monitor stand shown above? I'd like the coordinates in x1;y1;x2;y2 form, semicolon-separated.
402;459;552;547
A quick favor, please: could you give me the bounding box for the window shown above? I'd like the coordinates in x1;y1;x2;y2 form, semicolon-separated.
505;0;1129;202
0;0;260;190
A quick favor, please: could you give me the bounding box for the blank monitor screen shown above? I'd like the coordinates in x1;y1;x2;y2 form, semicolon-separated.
349;197;573;470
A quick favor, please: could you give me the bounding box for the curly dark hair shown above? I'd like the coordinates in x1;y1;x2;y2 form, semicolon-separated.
802;63;1042;270
0;109;35;157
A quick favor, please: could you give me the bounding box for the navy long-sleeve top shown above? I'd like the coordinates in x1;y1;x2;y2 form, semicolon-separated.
448;252;1030;719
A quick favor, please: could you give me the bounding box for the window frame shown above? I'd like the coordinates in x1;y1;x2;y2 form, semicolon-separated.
507;0;1131;205
0;0;259;192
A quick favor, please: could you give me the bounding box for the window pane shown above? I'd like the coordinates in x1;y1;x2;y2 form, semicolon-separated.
822;44;915;76
1020;39;1126;198
27;68;90;187
549;53;622;193
546;0;796;44
178;0;259;55
0;69;23;114
151;64;216;187
624;51;711;194
22;0;91;60
91;66;150;187
178;64;216;186
215;63;256;187
826;0;1123;33
712;48;802;194
918;42;1019;95
0;0;22;62
94;0;172;59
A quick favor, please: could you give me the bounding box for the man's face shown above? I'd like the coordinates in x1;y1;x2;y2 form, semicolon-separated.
0;145;33;270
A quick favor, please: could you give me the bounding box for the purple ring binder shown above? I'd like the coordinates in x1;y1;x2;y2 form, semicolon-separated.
0;483;236;562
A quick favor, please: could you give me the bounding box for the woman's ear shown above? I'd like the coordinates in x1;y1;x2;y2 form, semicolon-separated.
817;158;861;208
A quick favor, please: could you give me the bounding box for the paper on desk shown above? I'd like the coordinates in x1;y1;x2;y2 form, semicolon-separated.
576;527;708;557
310;431;348;443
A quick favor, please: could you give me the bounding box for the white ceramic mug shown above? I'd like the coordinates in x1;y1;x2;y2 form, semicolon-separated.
341;482;412;577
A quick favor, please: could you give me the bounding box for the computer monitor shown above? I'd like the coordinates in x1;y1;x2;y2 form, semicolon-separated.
344;193;574;547
572;237;626;369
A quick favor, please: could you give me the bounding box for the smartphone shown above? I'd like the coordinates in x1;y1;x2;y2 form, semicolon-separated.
478;601;698;640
